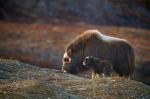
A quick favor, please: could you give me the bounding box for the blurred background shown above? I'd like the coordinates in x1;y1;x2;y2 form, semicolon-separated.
0;0;149;85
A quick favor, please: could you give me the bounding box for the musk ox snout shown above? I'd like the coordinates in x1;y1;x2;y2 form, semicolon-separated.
62;52;72;72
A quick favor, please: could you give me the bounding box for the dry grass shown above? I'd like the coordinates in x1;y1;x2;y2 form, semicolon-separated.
0;59;149;99
59;77;150;99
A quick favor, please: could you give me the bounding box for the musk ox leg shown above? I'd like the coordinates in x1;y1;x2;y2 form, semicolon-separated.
92;72;95;79
95;74;100;79
102;73;112;78
102;73;105;78
92;72;100;79
92;72;96;79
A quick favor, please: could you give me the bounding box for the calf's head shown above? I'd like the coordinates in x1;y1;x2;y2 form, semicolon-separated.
83;56;99;68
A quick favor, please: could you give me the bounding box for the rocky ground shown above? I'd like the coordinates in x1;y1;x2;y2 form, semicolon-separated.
0;1;149;98
0;58;150;99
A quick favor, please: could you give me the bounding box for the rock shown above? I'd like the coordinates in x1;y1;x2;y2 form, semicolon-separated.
0;58;150;99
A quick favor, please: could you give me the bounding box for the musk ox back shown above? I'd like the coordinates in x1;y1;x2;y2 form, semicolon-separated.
62;30;135;78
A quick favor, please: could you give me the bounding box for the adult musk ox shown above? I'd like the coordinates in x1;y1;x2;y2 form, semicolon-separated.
62;30;135;78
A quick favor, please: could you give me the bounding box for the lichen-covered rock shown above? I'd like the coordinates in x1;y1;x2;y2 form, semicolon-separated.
0;59;149;99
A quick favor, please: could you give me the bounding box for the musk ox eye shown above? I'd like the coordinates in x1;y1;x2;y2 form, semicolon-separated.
64;57;71;63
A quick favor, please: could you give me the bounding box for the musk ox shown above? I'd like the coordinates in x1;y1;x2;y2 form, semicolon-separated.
83;56;113;78
62;30;135;78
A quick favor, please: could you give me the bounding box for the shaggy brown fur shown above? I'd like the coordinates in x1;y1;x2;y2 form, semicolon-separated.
83;56;113;78
62;30;135;78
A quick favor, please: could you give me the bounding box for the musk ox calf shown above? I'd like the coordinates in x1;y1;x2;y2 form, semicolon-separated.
62;30;135;78
83;56;113;78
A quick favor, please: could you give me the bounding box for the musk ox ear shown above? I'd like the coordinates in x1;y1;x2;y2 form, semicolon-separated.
67;49;72;56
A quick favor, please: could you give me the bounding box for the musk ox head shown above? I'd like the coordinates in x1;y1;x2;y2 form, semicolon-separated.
83;56;99;67
62;47;84;74
62;33;95;74
62;30;99;74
